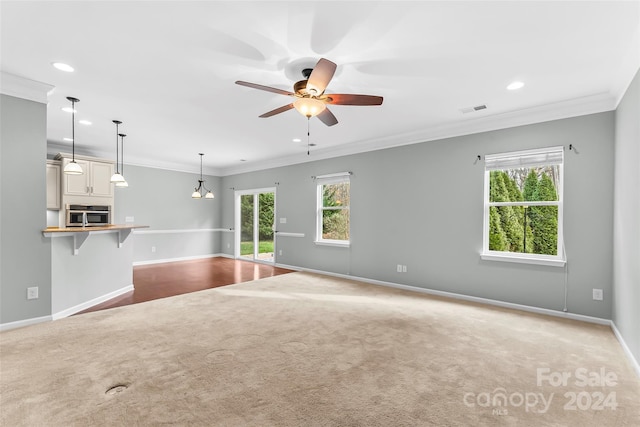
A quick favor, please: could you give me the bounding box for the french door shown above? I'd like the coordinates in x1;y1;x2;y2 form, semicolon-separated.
235;188;276;263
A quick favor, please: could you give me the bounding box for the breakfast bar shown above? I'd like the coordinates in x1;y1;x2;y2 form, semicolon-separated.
43;224;149;319
44;224;149;255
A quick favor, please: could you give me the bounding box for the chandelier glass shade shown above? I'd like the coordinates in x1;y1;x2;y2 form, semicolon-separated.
192;153;214;199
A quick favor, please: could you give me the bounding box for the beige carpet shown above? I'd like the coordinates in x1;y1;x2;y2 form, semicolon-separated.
1;272;638;426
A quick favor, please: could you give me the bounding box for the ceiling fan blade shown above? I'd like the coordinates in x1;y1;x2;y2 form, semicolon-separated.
235;81;295;97
306;58;337;95
259;103;295;118
326;94;383;106
317;108;338;127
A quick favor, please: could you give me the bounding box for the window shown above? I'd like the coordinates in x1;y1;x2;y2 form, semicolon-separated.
482;146;565;267
316;173;350;246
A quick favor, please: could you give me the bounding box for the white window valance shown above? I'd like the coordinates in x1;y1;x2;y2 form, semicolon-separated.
484;146;564;171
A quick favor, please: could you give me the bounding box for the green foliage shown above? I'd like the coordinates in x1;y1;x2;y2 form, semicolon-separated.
491;172;523;252
258;193;274;240
240;195;254;242
240;241;273;256
489;206;507;251
529;173;558;255
322;183;350;240
241;193;274;242
523;170;538;201
489;168;558;256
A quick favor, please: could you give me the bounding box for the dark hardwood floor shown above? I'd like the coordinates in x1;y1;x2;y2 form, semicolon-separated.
76;257;294;314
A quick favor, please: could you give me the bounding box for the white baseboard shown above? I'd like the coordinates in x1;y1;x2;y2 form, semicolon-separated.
133;253;220;266
277;263;640;377
277;264;611;324
611;321;640;378
4;258;637;379
0;315;52;332
52;284;134;320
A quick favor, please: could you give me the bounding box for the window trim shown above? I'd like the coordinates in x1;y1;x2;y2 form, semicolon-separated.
315;174;350;246
481;146;566;267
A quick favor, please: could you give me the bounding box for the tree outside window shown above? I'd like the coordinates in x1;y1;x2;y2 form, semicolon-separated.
316;176;350;245
483;146;564;265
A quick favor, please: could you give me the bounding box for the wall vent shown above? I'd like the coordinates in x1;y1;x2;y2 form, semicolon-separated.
460;104;488;114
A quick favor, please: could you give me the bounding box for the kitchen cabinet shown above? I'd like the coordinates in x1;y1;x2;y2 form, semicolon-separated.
60;157;114;198
46;160;61;210
54;154;116;228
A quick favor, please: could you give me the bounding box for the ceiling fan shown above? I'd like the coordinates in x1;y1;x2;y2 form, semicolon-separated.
235;58;383;126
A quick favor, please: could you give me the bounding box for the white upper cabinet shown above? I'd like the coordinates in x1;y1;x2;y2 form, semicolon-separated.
61;157;114;198
46;160;61;210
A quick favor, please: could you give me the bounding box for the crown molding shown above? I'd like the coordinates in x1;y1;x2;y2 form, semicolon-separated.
218;92;617;176
0;72;54;104
48;91;617;178
47;141;222;176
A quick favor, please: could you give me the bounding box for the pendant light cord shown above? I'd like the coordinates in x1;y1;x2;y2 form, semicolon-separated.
115;122;120;173
121;135;125;175
71;99;76;161
119;134;126;175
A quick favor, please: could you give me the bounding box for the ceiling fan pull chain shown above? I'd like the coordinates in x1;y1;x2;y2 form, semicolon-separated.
307;117;311;155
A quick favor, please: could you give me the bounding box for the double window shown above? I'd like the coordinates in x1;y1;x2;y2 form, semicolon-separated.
482;146;565;266
316;173;350;246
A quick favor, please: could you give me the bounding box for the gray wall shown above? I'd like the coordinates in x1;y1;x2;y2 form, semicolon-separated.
0;94;51;324
613;69;640;363
51;233;133;316
114;164;222;263
222;112;615;319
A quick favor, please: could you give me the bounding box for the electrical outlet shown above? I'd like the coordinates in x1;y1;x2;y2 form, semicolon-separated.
280;218;287;224
227;243;230;249
125;216;134;223
279;249;283;256
27;287;39;300
592;289;603;301
402;265;407;273
151;246;156;253
397;264;402;273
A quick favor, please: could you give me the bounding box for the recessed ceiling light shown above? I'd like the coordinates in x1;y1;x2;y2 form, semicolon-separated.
61;107;76;113
63;137;73;142
292;138;301;143
240;159;247;162
52;62;74;72
507;81;525;91
79;120;92;125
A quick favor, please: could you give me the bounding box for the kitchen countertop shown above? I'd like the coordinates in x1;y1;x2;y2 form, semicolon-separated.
44;224;149;233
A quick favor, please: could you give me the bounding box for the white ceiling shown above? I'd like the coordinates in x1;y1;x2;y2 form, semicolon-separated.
2;1;639;176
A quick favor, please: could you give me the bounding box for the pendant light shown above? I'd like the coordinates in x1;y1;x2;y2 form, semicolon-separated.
192;153;214;199
115;133;128;187
63;97;83;175
110;120;126;183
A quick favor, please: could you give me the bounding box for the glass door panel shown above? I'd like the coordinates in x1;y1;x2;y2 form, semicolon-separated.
236;188;276;264
257;192;274;262
240;194;255;260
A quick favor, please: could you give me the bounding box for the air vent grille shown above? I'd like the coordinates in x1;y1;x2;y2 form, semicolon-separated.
460;104;488;114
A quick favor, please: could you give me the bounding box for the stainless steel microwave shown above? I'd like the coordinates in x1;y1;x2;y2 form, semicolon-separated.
65;204;111;227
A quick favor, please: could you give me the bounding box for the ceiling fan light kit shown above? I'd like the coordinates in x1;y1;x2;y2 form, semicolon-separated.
236;58;383;126
293;97;326;117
